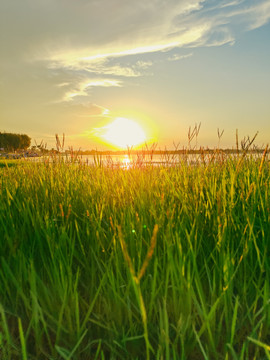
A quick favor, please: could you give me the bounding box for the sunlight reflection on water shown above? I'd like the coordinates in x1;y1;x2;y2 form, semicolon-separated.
24;152;269;168
121;155;132;169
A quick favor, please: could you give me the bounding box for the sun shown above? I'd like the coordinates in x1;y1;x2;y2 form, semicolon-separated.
95;117;147;149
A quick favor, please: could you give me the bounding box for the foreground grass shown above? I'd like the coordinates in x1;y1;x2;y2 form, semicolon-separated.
0;156;270;359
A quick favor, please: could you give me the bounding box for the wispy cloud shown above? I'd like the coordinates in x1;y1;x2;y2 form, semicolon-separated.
63;79;122;102
42;24;208;103
168;53;193;61
57;82;70;88
67;103;110;117
220;0;245;9
3;0;270;106
40;1;270;70
44;40;190;71
247;1;270;30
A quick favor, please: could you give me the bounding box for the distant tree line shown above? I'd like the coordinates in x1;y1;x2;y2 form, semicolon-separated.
0;132;31;151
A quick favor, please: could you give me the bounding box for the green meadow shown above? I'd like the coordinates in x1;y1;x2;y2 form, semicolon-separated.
0;153;270;359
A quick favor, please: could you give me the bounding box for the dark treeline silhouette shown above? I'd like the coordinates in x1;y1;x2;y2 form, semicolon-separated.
0;132;31;151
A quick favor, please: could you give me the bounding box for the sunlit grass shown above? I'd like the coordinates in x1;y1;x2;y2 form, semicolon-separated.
0;152;269;359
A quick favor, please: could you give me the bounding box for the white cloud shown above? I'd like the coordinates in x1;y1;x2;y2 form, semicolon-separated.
168;53;193;61
4;0;270;66
63;79;122;101
220;0;245;9
38;0;270;104
57;82;70;87
69;103;110;117
85;80;121;87
248;1;270;30
2;0;270;106
210;1;270;31
135;61;153;69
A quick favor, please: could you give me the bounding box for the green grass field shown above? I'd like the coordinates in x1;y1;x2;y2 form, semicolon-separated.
0;153;270;359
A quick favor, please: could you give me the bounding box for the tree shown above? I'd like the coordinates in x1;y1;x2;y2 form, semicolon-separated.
19;134;31;150
0;132;31;151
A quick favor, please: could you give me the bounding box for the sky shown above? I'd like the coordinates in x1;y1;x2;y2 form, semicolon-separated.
1;0;270;150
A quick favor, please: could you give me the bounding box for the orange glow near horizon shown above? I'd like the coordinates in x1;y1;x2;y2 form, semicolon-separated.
93;117;148;149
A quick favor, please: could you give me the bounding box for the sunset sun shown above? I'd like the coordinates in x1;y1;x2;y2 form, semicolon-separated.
95;117;147;149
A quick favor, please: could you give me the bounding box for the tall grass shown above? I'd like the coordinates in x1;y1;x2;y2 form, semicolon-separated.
0;152;269;359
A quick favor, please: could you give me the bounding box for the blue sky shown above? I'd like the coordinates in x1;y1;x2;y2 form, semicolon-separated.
1;0;270;149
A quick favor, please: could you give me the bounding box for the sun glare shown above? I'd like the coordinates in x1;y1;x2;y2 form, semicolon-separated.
96;117;147;149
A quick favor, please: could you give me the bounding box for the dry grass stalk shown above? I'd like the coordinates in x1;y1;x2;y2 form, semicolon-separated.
259;144;268;175
137;224;159;282
118;224;158;283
